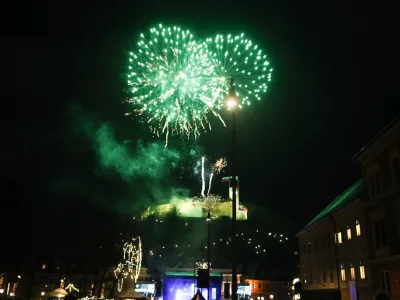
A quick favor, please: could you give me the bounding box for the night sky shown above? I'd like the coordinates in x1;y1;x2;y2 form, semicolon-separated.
2;0;399;261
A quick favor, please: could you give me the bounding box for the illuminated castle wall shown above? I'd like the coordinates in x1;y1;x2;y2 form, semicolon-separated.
141;176;247;220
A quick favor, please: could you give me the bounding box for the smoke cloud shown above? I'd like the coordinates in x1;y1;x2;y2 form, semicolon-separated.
94;124;180;181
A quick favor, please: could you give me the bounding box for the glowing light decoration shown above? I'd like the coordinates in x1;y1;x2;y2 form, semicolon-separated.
65;284;79;293
126;24;226;146
114;237;142;292
202;33;273;109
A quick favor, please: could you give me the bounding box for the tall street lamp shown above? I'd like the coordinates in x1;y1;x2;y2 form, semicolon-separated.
226;77;239;300
206;212;212;300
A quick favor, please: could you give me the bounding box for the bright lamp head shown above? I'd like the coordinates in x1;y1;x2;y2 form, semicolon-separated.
225;77;239;109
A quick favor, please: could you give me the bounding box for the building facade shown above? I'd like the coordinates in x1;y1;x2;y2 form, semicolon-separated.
0;267;150;300
354;118;400;299
162;268;241;300
242;278;289;300
297;180;373;300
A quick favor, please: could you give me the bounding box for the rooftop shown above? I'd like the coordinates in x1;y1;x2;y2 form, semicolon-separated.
301;179;363;230
353;115;400;161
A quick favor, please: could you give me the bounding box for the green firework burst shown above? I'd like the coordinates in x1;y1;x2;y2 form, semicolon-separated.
203;33;274;109
125;25;273;145
126;24;225;146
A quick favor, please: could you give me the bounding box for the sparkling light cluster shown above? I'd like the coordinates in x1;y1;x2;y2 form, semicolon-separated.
192;194;223;212
202;33;273;109
212;157;227;174
147;221;290;258
114;237;142;292
126;24;273;145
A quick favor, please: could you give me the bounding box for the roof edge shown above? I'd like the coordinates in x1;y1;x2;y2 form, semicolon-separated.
297;180;363;236
353;115;399;161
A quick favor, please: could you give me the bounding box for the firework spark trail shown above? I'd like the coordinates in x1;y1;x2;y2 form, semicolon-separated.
212;157;227;174
203;33;273;109
125;25;227;145
201;156;205;197
207;173;214;196
126;25;273;144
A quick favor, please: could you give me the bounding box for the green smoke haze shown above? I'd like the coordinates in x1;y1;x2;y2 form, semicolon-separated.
94;124;181;181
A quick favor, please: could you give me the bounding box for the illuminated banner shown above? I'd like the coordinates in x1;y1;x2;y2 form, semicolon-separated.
237;284;251;298
196;262;210;270
135;283;155;295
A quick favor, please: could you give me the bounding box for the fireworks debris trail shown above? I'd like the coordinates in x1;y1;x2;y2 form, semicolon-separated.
201;156;206;197
207;173;214;196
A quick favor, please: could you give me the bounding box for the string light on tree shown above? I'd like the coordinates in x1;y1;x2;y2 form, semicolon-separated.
192;194;223;212
114;237;142;292
65;284;79;293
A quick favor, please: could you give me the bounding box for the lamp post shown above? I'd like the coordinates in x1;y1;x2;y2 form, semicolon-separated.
226;77;239;300
207;212;212;300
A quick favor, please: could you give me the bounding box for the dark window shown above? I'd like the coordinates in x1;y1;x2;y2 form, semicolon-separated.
374;220;387;248
330;265;334;283
322;269;327;284
370;175;375;197
393;158;400;183
308;242;312;254
327;232;331;248
375;173;381;195
380;271;391;295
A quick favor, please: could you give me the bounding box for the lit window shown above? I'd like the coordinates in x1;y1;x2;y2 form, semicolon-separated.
350;263;355;280
335;232;342;244
340;264;346;281
356;220;361;236
360;266;366;279
347;226;352;240
42;264;46;270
